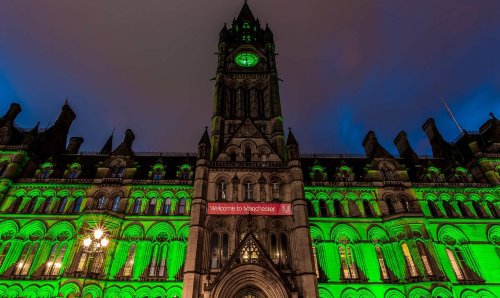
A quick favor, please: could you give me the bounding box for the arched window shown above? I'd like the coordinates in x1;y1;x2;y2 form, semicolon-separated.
244;147;252;162
270;233;288;268
210;232;220;269
111;196;120;212
163;198;171;215
44;243;67;276
428;201;440;217
73;197;83;213
14;243;40;276
90;252;104;274
244;181;254;200
385;197;395;214
0;161;8;177
338;244;358;279
151;165;164;180
210;232;229;269
148;198;157;215
446;247;477;281
279;233;288;268
39;163;53;179
122;244;136;277
43;197;53;213
401;243;419;278
363;200;373;217
375;245;389;280
442;201;456;217
319;200;329;217
133;198;142;215
348;200;361;217
487;201;498;217
230;152;237;162
381;168;396;181
25;198;37;213
399;196;410;213
312;245;320;279
97;195;106;210
76;251;88;272
10;198;23;213
457;201;469;217
333;199;343;217
416;241;433;276
110;166;124;178
58;197;68;213
67;163;81;179
271;180;281;200
0;243;11;267
177;198;186;215
178;164;192;180
338;166;354;182
148;243;168;277
217;181;227;201
472;201;485;218
306;200;315;217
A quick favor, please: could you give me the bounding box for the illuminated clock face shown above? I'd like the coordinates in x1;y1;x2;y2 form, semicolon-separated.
234;52;260;67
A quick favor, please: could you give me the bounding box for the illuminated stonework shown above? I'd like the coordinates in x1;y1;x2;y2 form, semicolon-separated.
0;2;499;298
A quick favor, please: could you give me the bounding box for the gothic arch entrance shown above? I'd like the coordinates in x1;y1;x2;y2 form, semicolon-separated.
211;264;290;298
235;287;267;298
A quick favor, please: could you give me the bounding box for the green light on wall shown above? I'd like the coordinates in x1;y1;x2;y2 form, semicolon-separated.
234;52;259;67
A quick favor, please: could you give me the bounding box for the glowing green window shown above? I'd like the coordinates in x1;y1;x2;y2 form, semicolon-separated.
242;22;250;29
234;52;259;67
242;35;251;43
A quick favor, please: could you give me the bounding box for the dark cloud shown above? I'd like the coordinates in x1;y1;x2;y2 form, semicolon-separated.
1;0;499;154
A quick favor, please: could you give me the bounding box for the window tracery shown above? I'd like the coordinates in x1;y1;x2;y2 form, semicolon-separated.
122;244;136;277
66;163;81;179
38;162;54;179
44;242;67;276
14;242;40;276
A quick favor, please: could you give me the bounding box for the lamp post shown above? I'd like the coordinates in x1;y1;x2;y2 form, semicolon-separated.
80;227;110;297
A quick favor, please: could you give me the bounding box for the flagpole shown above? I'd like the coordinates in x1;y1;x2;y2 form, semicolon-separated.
441;96;465;135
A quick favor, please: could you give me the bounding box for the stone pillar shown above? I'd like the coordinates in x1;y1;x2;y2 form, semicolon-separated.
182;158;209;298
289;159;318;297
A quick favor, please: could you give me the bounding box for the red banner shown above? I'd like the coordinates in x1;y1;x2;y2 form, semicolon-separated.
207;202;292;216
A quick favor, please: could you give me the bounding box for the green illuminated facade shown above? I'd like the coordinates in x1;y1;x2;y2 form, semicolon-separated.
0;2;499;298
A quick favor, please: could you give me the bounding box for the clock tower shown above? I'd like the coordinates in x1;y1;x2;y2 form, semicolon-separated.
211;1;286;160
183;2;318;297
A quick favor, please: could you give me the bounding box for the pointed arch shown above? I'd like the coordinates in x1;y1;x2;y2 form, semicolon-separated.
19;220;46;239
331;224;361;243
47;221;76;239
147;222;176;240
122;223;145;240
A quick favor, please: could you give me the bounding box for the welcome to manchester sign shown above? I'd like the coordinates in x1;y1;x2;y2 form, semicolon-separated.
207;202;293;216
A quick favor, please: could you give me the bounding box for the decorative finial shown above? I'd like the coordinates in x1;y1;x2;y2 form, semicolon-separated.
490;112;497;120
205;126;208;131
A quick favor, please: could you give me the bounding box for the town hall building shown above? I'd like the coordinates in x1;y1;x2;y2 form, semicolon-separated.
0;3;499;298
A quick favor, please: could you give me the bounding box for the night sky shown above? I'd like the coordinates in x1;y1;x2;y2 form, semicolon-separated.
1;0;499;155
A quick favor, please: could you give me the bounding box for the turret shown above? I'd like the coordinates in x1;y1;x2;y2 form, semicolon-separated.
362;131;392;160
0;103;21;127
286;128;299;160
66;137;84;154
38;102;76;159
394;131;419;164
112;129;135;156
0;103;23;145
479;112;500;153
198;127;211;160
100;132;114;155
422;118;462;162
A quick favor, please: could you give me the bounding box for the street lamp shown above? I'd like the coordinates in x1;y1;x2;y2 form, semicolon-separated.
80;227;110;297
